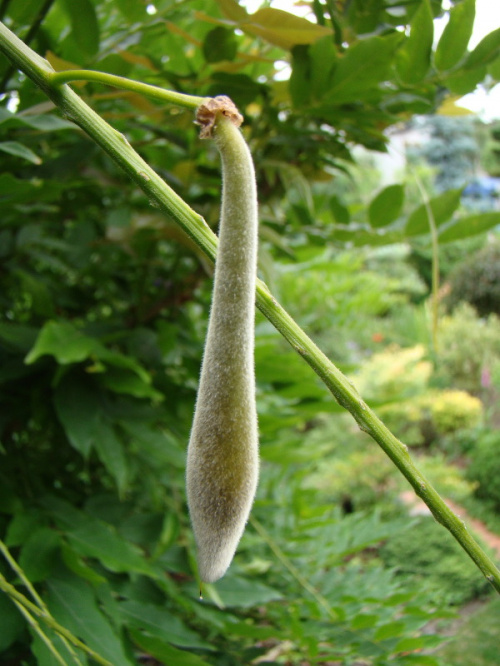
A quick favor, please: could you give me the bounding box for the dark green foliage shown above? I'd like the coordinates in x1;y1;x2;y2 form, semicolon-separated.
408;236;485;291
467;430;500;510
378;517;492;606
433;303;500;395
447;242;500;316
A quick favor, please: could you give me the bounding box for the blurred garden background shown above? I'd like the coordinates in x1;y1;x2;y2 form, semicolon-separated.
1;0;500;663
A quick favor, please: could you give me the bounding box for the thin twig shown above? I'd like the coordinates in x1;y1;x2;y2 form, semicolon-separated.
0;573;113;666
250;517;338;620
414;174;440;352
0;539;83;664
49;69;205;109
11;600;74;666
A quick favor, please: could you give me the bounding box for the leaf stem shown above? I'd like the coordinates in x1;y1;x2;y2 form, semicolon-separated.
0;539;46;610
250;516;338;620
414;174;440;352
0;539;83;664
0;21;499;595
49;69;205;109
11;600;73;666
0;573;113;666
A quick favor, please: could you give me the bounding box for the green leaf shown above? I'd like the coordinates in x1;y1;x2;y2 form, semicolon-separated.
8;0;46;23
0;112;75;131
330;195;350;224
374;620;407;640
25;321;99;365
351;613;379;629
213;575;283;608
98;349;152;384
15;269;54;317
394;636;428;652
290;45;311;107
439;212;500;243
5;511;43;546
0;594;24;653
221;621;284;640
325;34;401;104
115;0;147;22
445;65;487;94
0;173;40;202
30;629;87;666
203;27;238;63
310;36;338;101
26;322;158;399
61;544;107;585
92;420;129;494
61;0;100;58
57;378;130;488
465;27;500;69
99;367;164;401
405;188;463;236
152;512;180;558
64;517;155;576
489;53;500;80
395;654;439;665
54;374;102;458
368;184;405;228
396;0;433;84
0;323;38;352
130;631;211;665
333;227;404;246
46;573;134;666
19;527;60;582
209;72;262;107
214;0;248;22
0;141;41;164
435;0;475;71
241;7;333;50
120;600;212;649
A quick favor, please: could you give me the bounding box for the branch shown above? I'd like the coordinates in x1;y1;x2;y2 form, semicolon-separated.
0;21;499;594
49;69;205;109
0;571;113;666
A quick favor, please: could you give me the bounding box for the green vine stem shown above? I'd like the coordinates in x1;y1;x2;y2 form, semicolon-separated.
10;601;71;666
0;540;83;663
250;516;337;621
0;572;113;666
49;69;205;109
414;174;440;352
0;21;499;595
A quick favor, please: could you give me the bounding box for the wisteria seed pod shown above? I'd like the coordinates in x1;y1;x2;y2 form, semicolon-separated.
186;98;259;583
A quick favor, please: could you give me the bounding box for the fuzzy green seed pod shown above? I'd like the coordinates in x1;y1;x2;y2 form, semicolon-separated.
186;97;259;583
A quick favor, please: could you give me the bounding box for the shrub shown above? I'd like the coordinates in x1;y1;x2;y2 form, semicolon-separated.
353;344;432;403
378;516;492;605
307;448;397;513
377;390;483;448
409;235;485;292
430;390;483;435
353;345;484;446
447;242;500;316
434;303;500;395
467;430;500;510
